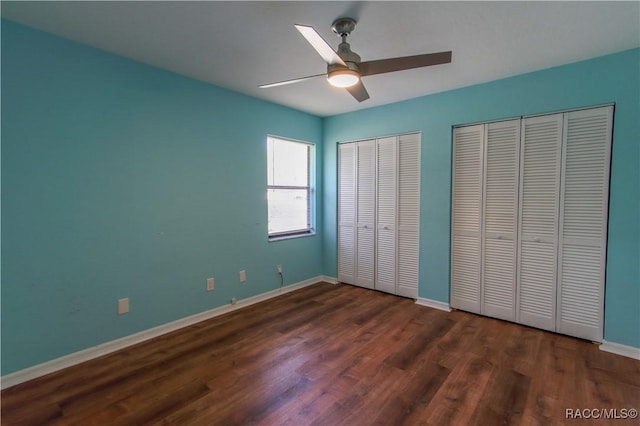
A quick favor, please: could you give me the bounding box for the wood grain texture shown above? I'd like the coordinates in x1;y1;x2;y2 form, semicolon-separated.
2;283;638;425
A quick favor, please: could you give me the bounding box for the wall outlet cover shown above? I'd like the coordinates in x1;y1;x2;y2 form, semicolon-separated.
117;298;129;315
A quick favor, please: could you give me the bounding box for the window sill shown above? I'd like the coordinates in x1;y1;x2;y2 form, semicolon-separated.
268;231;316;242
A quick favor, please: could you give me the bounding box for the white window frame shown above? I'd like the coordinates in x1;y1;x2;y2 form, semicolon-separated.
267;136;315;241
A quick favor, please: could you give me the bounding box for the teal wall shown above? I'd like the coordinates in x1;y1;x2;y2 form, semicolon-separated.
2;19;638;376
323;48;640;349
1;21;324;375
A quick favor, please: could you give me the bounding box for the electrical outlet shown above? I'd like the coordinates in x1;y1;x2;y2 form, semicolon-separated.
277;264;282;274
207;277;214;291
239;270;246;282
231;297;237;305
118;298;129;315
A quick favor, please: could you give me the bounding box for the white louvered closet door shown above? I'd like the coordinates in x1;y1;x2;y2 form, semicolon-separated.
338;143;356;285
376;137;397;294
481;120;521;321
517;113;563;331
556;106;613;342
397;134;421;298
355;140;376;289
451;125;484;313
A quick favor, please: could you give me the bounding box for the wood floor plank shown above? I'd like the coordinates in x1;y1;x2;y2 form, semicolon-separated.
417;352;495;426
383;314;454;371
2;282;638;426
361;360;451;426
468;368;531;425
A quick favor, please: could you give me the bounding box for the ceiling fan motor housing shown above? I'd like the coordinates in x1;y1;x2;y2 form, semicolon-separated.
337;41;361;64
328;61;360;75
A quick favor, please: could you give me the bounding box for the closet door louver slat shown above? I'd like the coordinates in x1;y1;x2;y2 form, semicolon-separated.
516;113;563;331
451;125;484;313
338;143;356;284
482;120;520;321
397;133;421;298
557;106;612;342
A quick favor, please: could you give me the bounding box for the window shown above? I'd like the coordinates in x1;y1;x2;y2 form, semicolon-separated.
267;136;314;239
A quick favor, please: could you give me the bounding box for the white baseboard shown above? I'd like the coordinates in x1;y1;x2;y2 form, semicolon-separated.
320;275;338;284
0;275;328;390
415;297;452;312
599;340;640;360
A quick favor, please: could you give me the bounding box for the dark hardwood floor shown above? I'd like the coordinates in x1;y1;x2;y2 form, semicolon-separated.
2;282;638;425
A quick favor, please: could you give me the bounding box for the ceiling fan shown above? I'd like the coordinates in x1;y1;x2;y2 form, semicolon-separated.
259;17;452;102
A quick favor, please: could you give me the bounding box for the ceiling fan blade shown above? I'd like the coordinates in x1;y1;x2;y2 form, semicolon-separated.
295;24;347;66
259;73;326;88
345;80;370;102
359;51;452;76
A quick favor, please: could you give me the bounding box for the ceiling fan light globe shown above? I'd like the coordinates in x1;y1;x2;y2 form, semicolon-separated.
327;69;360;88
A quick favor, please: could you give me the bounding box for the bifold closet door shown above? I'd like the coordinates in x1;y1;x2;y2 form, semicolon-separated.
338;143;356;285
397;133;421;298
355;140;376;289
451;125;484;313
516;113;563;331
375;137;397;294
556;106;612;342
481;120;520;321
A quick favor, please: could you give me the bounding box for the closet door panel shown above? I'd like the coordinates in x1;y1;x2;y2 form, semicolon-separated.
397;133;421;298
557;106;612;342
376;137;397;294
517;114;563;331
338;143;356;284
482;120;520;321
355;140;376;289
451;125;484;313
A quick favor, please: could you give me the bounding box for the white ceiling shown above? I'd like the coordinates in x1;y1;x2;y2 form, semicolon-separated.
2;1;639;117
